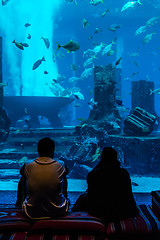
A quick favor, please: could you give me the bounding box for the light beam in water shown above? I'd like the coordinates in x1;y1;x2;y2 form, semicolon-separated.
0;0;62;96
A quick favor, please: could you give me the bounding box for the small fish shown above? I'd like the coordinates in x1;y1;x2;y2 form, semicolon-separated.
69;77;81;83
32;56;45;70
56;40;80;52
73;103;81;107
95;27;102;34
71;63;77;71
44;71;48;74
77;118;86;121
18;157;28;165
14;129;21;135
115;56;122;66
88;98;97;110
135;25;146;35
91;147;101;162
41;37;50;49
107;50;116;56
83;57;95;68
27;34;31;39
0;82;8;88
52;53;56;62
82;18;89;28
12;40;24;50
121;0;142;12
81;68;93;79
90;0;103;5
24;108;28;114
24;23;31;27
108;24;121;32
146;17;159;27
143;32;156;44
73;92;84;100
101;9;109;17
22;43;29;47
65;0;77;4
2;0;10;5
150;88;160;95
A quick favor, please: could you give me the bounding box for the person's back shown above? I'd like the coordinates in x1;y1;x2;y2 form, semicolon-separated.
87;147;138;223
22;137;69;219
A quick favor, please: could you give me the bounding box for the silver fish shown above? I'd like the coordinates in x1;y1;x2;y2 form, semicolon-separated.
41;37;50;49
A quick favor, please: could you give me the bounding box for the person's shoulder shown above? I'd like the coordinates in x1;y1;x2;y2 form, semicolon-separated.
120;168;130;178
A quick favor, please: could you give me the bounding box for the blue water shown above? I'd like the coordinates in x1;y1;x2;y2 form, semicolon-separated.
0;0;160;202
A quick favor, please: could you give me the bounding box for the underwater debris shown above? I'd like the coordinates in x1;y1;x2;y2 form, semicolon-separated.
12;40;24;50
41;37;50;49
56;40;80;52
32;56;45;70
121;0;142;12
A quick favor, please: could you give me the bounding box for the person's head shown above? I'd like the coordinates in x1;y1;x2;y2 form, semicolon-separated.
37;137;55;158
100;147;120;167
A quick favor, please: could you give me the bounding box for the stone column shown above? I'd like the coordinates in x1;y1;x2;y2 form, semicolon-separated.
0;37;3;108
131;80;155;114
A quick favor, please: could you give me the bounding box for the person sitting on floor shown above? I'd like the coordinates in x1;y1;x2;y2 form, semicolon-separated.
16;137;69;219
72;147;138;224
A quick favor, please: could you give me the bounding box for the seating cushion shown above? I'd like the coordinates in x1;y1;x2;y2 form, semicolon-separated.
106;205;160;236
151;190;160;218
30;212;106;234
0;208;31;231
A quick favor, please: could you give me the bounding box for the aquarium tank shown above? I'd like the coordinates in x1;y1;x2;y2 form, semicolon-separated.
0;0;160;207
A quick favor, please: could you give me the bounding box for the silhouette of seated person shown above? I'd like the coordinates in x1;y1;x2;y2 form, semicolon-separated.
72;147;138;224
16;137;69;219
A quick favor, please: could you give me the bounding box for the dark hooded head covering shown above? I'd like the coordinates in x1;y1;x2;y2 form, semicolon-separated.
100;147;120;168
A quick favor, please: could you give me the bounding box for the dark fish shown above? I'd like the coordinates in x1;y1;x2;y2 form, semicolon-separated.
115;56;122;66
2;0;10;5
12;40;24;50
44;71;48;74
41;37;50;49
24;23;31;27
32;56;45;70
22;43;29;47
27;34;31;39
56;40;80;52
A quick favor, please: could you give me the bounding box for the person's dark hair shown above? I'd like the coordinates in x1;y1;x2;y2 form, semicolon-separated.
100;147;120;167
37;137;55;158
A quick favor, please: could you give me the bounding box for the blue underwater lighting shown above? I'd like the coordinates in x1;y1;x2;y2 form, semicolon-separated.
0;0;63;96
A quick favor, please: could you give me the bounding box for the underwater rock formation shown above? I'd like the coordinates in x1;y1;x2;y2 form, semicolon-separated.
123;107;157;136
85;64;121;134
